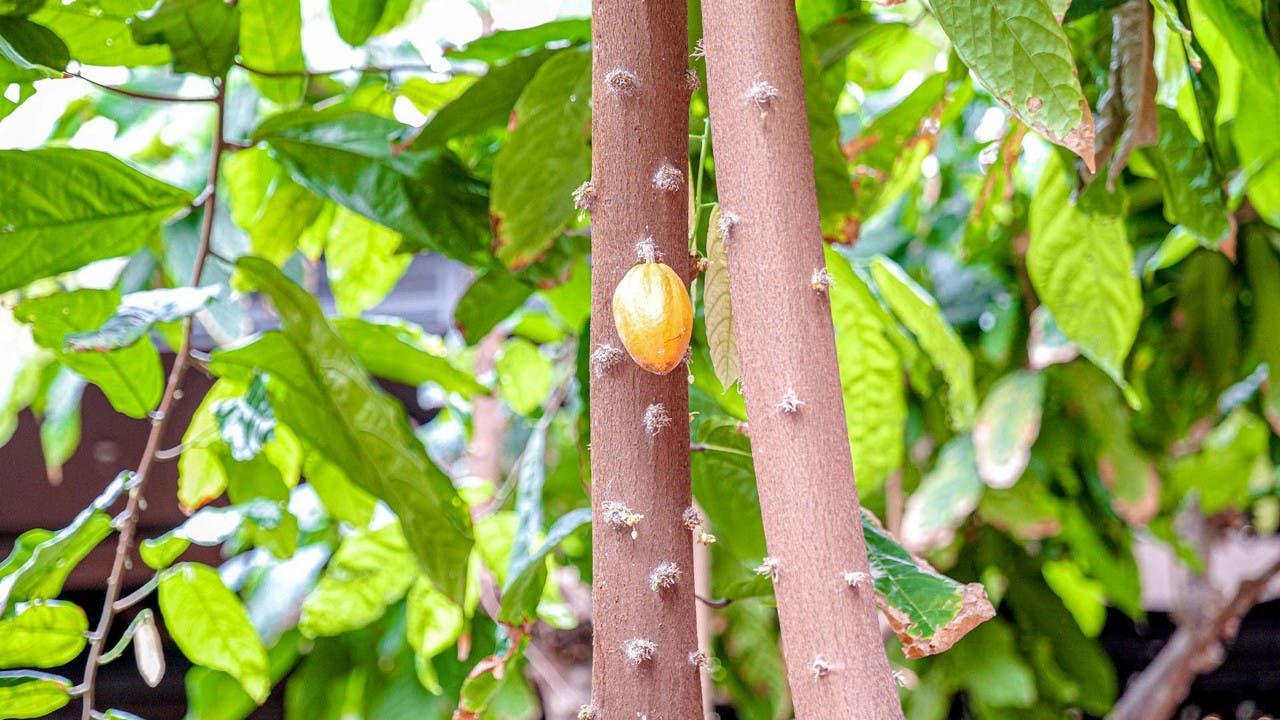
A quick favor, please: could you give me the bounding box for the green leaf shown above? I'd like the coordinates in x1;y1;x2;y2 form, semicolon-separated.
329;0;384;46
256;110;490;265
1167;408;1270;512
332;316;486;397
1093;0;1159;186
0;148;193;293
826;248;906;492
934;619;1037;708
141;499;285;570
495;338;552;416
863;517;995;658
38;368;85;481
405;577;464;674
972;370;1045;488
800;34;857;241
299;523;417;637
31;0;169;67
498;508;590;625
0;601;88;668
454;270;534;345
65;286;218;351
178;380;240;511
446;18;590;62
901;435;984;552
705;206;741;390
1028;154;1141;406
211;373;274;462
0;670;71;719
223;147;324;265
691;418;767;563
869;255;976;431
238;0;304;104
931;0;1096;168
0;17;67;82
131;0;239;77
323;206;411;317
0;473;124;613
16;289;164;419
412;51;554;149
158;562;270;703
1139;107;1231;246
217;258;473;604
489;49;591;270
303;454;377;529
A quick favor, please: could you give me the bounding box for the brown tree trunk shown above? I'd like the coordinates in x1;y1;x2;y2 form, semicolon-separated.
699;1;905;717
588;2;704;719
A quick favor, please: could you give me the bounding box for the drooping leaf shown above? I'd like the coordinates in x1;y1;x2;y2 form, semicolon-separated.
256;110;490;265
411;51;554;149
445;18;590;62
489;49;591;270
0;17;67;81
705;205;741;390
0;148;192;293
38;367;86;482
1139;107;1232;246
1028;154;1141;405
329;0;384;46
140;499;285;570
869;255;977;431
0;670;72;719
973;370;1045;488
158;562;270;703
826;248;906;492
931;0;1097;169
901;435;984;552
1094;0;1159;186
863;517;995;658
0;472;124;613
323;206;411;317
65;286;219;351
31;0;169;67
454;270;534;345
299;523;417;637
498;508;590;625
0;601;88;668
332;316;487;397
16;289;164;419
130;0;239;77
215;258;473;604
495;338;552;416
238;0;304;104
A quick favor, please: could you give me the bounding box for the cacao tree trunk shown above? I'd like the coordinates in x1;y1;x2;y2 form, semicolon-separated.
699;1;905;716
588;1;704;718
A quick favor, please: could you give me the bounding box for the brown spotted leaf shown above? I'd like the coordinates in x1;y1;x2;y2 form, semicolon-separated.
1095;0;1159;187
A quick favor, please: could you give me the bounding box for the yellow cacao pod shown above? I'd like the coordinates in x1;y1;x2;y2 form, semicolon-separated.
611;260;693;375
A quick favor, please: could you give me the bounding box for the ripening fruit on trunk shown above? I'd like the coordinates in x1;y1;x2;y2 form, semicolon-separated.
612;259;693;374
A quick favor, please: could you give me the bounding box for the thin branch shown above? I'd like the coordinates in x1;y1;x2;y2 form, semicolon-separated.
1108;554;1280;720
79;77;229;720
112;575;160;613
63;71;218;104
234;59;449;78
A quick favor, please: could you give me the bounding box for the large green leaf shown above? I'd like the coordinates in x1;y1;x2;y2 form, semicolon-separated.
329;0;383;46
16;289;164;419
0;671;71;719
826;248;906;492
972;370;1045;489
901;435;984;552
863;518;995;658
495;338;552;416
0;148;192;293
454;270;534;344
131;0;239;77
256;110;490;265
489;49;591;270
238;0;304;104
0;17;67;82
405;577;464;693
332;317;486;397
158;562;270;703
1028;154;1140;404
31;0;169;67
411;51;554;149
323;206;410;317
445;19;590;62
214;258;473;604
65;285;218;351
0;601;88;668
931;0;1096;168
223;147;325;265
1139;107;1231;246
1167;407;1270;512
869;255;976;430
299;523;417;637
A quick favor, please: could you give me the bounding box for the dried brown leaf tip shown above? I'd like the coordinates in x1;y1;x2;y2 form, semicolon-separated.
688;650;710;668
652;162;683;192
775;389;804;414
811;268;834;293
643;403;671;436
754;556;780;582
572;181;596;213
649;561;682;591
590;343;623;378
577;705;599;720
605;68;638;97
811;655;832;679
623;638;656;666
601;500;644;539
843;570;869;589
882;582;997;659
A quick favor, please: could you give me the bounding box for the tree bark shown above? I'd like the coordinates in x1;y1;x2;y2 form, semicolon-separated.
588;2;704;719
699;1;905;716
